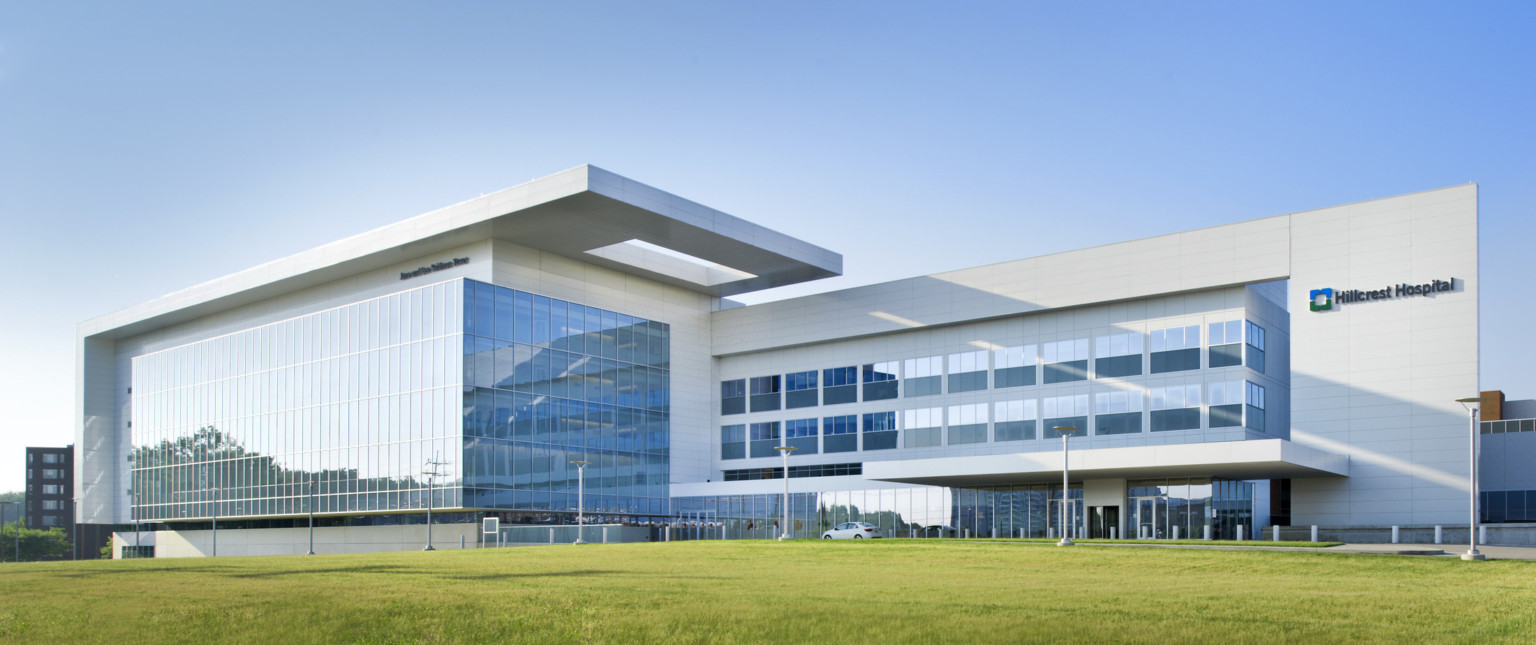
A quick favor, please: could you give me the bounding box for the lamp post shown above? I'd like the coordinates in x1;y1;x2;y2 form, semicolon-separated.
306;479;316;556
570;460;589;544
774;445;798;540
1456;397;1487;561
211;487;218;558
1054;426;1079;546
422;458;445;551
1;501;18;562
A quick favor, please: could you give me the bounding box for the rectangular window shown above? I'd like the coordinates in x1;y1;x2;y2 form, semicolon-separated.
823;415;858;453
42;516;58;526
1150;324;1201;374
947;403;989;445
1150;384;1202;431
1209;381;1244;428
721;379;746;415
785;371;819;409
42;485;61;495
947;350;988;393
862;362;899;401
784;418;819;454
1042;338;1089;384
1246;381;1266;431
42;469;61;479
749;376;782;412
903;407;943;448
994;399;1038;442
863;412;897;450
749;421;782;458
823;366;858;405
41;500;60;510
42;453;60;464
993;345;1037;389
1042;394;1088;438
903;356;943;397
1094;331;1143;378
1246;321;1267;374
721;424;746;460
1093;390;1144;435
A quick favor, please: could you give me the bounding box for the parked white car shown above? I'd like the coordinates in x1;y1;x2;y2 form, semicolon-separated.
822;522;882;539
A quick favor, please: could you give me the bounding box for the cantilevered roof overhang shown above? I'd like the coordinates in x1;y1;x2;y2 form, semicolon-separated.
862;439;1348;487
80;165;842;340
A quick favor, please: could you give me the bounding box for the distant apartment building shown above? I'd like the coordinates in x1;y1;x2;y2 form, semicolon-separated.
26;446;74;539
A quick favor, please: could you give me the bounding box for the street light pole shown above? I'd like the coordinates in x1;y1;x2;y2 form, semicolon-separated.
774;445;798;540
1054;426;1079;546
1456;397;1486;561
422;457;445;551
570;460;589;544
2;501;18;562
211;487;217;558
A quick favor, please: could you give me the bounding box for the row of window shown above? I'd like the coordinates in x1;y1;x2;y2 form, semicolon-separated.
1482;490;1536;523
722;463;864;481
26;469;65;480
1481;418;1535;434
720;381;1266;459
722;320;1267;414
26;453;65;464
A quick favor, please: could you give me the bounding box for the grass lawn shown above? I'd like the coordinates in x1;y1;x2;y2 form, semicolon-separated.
1;539;1532;643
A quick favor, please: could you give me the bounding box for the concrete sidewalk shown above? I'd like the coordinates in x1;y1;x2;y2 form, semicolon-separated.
1325;543;1536;560
1013;540;1536;560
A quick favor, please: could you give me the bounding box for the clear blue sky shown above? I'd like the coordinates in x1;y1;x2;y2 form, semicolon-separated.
1;2;1532;491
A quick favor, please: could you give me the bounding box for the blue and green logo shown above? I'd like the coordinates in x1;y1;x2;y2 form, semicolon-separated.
1309;288;1333;312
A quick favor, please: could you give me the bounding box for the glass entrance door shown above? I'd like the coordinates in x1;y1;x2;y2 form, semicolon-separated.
1089;506;1119;538
1134;498;1155;539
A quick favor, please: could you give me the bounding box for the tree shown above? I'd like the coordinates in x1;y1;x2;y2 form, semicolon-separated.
101;535;114;559
0;521;73;562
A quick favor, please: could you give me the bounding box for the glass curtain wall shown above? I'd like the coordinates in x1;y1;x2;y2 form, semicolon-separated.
675;481;1256;541
673;484;1088;540
1127;478;1252;540
460;280;671;520
129;280;464;522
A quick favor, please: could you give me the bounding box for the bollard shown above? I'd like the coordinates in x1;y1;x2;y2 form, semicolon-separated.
1435;526;1443;544
964;529;970;539
461;535;466;549
1311;525;1318;542
1204;525;1212;541
1392;525;1400;544
549;528;554;545
991;528;997;539
603;527;609;544
1273;525;1281;542
1110;527;1117;540
1237;525;1245;541
1172;526;1179;540
1480;525;1487;544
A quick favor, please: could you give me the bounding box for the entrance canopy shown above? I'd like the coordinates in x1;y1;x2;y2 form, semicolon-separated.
862;439;1348;487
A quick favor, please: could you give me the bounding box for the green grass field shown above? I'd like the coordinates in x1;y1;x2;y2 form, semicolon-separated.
2;540;1532;644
